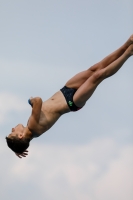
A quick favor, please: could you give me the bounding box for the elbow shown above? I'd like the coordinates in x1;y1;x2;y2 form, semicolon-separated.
35;97;43;103
35;97;42;101
31;97;43;105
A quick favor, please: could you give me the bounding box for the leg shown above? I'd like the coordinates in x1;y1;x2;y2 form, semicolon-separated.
73;44;133;107
66;35;133;89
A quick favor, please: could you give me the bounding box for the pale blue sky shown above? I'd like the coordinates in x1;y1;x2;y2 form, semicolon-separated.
0;1;133;200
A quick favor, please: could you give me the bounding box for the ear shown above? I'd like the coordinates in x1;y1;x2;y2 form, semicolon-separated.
18;133;23;139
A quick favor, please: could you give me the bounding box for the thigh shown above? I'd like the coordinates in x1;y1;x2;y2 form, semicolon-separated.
65;62;104;89
73;73;103;107
65;69;93;89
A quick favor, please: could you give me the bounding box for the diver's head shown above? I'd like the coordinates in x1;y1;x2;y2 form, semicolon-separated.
6;124;30;154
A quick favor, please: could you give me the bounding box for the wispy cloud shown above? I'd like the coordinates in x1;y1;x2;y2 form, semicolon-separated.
1;137;133;200
0;93;29;123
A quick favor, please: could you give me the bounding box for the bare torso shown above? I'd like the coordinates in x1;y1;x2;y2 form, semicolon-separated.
28;91;70;137
41;91;70;128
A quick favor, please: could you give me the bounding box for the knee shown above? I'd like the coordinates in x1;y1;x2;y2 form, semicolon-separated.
92;69;106;83
88;62;104;72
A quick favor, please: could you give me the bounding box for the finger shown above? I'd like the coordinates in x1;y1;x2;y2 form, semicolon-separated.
22;153;28;156
22;154;27;157
15;153;20;158
22;153;27;156
17;155;22;158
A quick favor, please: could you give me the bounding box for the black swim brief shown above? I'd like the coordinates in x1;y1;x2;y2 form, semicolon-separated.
60;86;82;112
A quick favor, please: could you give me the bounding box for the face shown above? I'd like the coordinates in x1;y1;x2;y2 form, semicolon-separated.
8;124;25;139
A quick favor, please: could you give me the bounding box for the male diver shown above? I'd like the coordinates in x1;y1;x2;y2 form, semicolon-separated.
6;35;133;158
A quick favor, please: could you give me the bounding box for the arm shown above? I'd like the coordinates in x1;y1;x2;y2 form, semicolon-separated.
28;97;43;122
27;97;43;136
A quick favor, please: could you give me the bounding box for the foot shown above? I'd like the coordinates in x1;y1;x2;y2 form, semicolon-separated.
126;44;133;56
127;34;133;46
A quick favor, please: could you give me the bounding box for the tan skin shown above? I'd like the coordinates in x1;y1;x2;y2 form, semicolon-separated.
8;35;133;158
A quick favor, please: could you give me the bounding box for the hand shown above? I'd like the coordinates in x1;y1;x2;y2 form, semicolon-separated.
15;150;29;158
28;97;33;107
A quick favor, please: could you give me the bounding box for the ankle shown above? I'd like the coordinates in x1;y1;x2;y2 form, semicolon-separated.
125;44;133;57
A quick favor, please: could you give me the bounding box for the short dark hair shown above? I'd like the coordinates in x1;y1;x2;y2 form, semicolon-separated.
6;136;30;154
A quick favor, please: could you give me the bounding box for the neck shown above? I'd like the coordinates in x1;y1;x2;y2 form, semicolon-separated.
24;126;33;141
